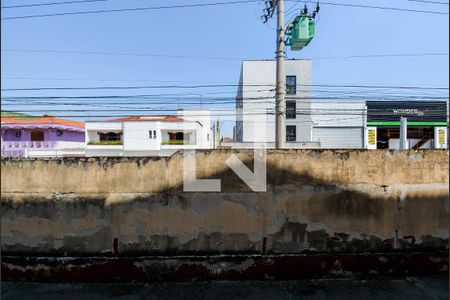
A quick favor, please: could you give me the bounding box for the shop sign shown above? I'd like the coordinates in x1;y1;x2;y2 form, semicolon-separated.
368;129;376;145
439;129;446;145
392;108;424;116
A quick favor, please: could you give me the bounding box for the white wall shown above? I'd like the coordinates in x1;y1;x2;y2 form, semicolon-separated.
85;122;122;131
123;122;161;151
86;149;168;157
56;141;85;149
87;131;100;142
310;101;366;127
177;109;211;149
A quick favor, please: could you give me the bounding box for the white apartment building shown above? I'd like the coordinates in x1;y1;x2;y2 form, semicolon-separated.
235;59;313;144
85;109;212;157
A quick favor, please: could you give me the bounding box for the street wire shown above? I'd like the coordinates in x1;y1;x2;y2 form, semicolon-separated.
3;83;448;91
1;0;261;20
1;0;109;9
2;0;448;20
0;49;243;61
3;49;448;62
402;0;449;5
287;0;448;14
312;53;449;60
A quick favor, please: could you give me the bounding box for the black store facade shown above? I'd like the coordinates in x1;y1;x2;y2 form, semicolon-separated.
365;101;448;149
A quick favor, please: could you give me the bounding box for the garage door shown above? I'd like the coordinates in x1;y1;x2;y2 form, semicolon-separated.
313;127;363;149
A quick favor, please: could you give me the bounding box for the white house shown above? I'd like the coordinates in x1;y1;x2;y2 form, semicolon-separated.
85;109;212;157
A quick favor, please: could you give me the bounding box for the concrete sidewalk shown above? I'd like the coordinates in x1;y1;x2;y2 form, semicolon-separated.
2;275;448;300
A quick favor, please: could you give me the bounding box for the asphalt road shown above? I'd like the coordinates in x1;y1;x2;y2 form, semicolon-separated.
2;275;448;300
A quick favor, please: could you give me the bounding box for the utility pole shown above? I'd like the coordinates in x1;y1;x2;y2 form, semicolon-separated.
275;0;285;149
262;0;318;148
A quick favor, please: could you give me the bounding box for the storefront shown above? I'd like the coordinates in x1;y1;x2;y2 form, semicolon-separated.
365;101;448;149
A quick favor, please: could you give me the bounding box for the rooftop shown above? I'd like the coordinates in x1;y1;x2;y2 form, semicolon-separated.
98;115;185;123
242;59;311;62
1;115;85;128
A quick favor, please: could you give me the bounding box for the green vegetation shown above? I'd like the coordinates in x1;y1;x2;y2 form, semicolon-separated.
88;141;123;145
1;111;38;119
161;140;186;145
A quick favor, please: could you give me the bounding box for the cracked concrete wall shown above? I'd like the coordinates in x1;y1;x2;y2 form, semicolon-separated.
1;150;448;256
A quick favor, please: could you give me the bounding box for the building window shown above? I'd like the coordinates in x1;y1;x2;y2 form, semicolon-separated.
99;132;121;142
149;130;157;139
286;76;296;95
286;101;296;119
286;125;296;142
15;130;21;138
175;132;184;140
56;130;64;136
30;130;44;142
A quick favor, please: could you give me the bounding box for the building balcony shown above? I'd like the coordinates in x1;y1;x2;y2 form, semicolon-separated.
87;141;123;146
86;140;123;150
160;130;196;148
1;140;57;149
1;141;85;158
161;140;195;146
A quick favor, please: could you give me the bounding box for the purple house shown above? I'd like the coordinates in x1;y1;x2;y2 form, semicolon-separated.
1;114;85;157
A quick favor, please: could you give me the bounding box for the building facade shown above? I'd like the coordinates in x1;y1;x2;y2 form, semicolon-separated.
85;109;212;157
234;60;448;150
310;101;366;149
235;59;313;144
1;115;85;157
365;101;448;150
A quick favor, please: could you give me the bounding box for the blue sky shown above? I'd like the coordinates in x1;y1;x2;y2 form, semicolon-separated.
1;0;449;136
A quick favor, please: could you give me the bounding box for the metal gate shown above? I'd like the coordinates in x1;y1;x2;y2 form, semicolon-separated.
313;127;364;149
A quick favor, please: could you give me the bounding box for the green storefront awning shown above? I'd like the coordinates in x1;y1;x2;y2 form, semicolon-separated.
367;121;448;126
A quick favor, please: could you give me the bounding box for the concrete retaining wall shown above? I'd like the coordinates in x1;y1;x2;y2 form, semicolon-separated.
1;150;449;256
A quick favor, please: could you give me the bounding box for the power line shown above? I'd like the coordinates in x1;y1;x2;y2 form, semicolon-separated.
1;112;447;119
2;0;448;20
1;84;273;91
2;77;448;92
0;49;243;61
2;83;448;91
3;49;448;62
3;96;448;109
5;106;447;113
2;89;447;100
1;0;261;20
1;0;108;9
402;0;449;5
285;0;305;17
312;52;449;60
287;0;449;15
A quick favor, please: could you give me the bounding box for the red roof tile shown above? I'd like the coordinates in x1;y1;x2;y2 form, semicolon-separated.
106;115;185;123
1;116;85;128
